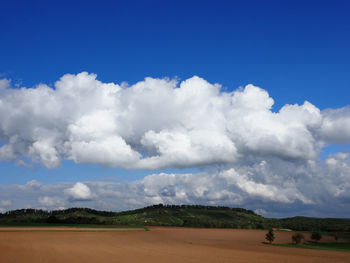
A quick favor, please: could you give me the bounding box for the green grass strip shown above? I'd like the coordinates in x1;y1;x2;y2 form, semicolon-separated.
273;242;350;253
0;223;144;228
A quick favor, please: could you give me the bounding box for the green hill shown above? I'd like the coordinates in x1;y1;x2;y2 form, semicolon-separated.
1;204;349;233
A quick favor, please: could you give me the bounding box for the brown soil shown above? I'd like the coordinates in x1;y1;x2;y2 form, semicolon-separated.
0;227;348;263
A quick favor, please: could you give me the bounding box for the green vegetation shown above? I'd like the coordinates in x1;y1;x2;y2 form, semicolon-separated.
292;233;305;244
0;205;266;229
0;204;349;234
265;229;275;244
311;231;322;243
0;222;144;228
266;216;350;232
334;233;339;242
274;242;350;253
273;230;350;253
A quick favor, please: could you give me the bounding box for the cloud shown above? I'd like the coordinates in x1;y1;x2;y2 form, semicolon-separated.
317;107;350;143
1;151;349;217
0;72;349;216
0;200;12;207
1;72;348;170
0;79;10;91
38;196;65;209
65;182;93;201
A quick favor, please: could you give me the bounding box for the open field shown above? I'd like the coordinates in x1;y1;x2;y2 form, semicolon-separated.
0;227;349;263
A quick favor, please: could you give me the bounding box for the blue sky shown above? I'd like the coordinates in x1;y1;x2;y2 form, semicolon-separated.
2;0;350;109
0;0;350;217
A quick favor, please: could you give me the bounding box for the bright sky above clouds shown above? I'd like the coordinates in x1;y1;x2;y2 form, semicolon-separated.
0;0;349;217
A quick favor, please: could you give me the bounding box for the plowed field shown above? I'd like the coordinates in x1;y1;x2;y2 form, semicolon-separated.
0;227;348;263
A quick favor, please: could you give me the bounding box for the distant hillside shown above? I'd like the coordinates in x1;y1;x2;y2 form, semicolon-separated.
268;216;350;232
1;204;349;232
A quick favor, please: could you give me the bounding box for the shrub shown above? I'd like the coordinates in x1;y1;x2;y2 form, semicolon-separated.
334;234;339;242
311;231;322;243
265;229;275;244
292;233;304;244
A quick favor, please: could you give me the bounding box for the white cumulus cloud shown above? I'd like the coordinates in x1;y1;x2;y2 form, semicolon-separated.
65;182;93;201
1;72;348;170
317;107;350;143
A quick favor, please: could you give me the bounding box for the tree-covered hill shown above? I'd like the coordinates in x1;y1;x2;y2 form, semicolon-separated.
1;204;349;232
267;216;350;232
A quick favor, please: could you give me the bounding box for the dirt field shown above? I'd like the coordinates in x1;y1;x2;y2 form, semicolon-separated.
0;227;348;263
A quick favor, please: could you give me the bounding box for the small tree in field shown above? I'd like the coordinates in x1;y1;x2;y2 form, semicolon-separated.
334;234;339;242
292;233;304;244
311;231;322;243
265;229;275;244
